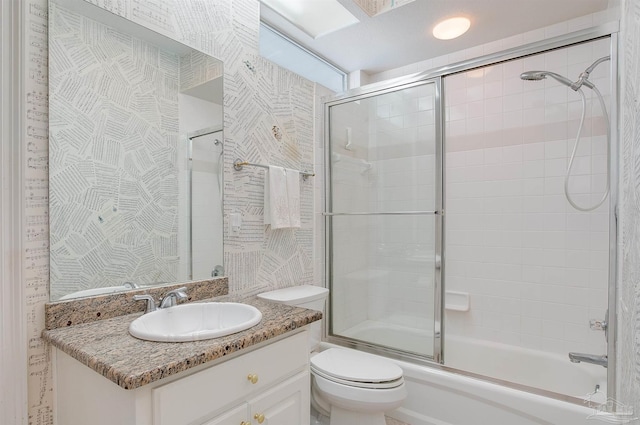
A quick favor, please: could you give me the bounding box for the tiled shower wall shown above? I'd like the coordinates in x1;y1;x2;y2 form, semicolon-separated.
22;0;315;422
444;39;611;356
361;11;619;360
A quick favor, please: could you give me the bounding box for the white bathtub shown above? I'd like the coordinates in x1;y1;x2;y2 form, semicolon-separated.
325;325;609;425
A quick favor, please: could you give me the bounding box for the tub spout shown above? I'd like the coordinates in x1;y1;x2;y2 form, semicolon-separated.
568;352;607;368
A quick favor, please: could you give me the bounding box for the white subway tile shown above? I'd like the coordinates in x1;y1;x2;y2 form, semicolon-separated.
521;265;545;284
544;176;565;195
465;85;484;103
542;248;566;266
523;178;544;196
522;300;542;318
545;86;569;106
503;77;524;95
542;317;565;339
484;80;504;98
503;93;523;112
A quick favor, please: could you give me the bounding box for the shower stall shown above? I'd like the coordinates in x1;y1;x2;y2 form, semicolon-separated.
324;28;616;410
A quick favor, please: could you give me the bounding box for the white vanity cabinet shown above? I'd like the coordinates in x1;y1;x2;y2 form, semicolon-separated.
55;330;310;425
201;372;308;425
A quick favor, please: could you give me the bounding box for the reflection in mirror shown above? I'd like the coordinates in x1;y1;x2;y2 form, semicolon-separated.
49;0;224;301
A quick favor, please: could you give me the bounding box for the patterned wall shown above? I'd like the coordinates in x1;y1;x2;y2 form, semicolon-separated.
23;0;315;422
618;0;640;414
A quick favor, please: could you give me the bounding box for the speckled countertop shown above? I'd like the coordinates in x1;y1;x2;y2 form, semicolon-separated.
42;295;322;390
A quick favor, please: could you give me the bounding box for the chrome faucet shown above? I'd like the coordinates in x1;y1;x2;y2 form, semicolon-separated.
133;287;189;313
568;352;608;368
132;294;157;313
159;287;188;309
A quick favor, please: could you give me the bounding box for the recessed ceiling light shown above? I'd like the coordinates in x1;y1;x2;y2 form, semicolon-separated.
261;0;359;39
432;17;471;40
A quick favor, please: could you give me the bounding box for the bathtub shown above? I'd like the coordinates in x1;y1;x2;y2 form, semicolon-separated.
325;324;609;425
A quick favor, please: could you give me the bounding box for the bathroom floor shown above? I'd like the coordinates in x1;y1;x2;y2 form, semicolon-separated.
312;413;409;425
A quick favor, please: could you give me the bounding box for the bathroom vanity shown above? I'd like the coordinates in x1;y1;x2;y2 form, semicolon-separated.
43;292;320;425
54;331;309;425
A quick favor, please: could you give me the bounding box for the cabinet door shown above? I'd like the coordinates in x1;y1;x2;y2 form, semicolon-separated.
152;332;309;425
200;403;248;425
249;371;310;425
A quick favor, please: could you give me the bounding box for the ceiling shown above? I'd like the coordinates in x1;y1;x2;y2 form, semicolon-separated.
260;0;611;75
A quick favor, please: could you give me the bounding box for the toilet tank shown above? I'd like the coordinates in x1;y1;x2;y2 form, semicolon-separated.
257;285;329;351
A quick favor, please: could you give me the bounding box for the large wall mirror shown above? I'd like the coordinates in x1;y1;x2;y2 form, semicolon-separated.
49;0;224;301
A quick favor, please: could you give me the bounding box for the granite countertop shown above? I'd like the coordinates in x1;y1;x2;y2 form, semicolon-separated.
42;295;322;390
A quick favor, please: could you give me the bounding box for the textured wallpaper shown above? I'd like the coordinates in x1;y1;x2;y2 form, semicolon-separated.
618;0;640;414
24;0;315;422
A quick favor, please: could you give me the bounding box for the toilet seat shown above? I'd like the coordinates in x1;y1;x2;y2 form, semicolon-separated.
310;348;404;389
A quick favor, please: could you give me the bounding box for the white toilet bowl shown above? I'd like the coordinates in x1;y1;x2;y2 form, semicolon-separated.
310;348;407;425
257;286;407;425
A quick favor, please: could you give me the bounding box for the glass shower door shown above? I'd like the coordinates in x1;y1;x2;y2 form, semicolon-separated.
326;79;443;360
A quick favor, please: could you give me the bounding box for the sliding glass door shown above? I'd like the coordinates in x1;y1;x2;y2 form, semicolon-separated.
325;78;443;360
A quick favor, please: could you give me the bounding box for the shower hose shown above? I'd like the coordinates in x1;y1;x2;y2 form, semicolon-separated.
565;84;610;212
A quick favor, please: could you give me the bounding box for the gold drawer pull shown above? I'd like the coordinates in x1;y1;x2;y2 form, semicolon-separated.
240;422;250;425
254;413;265;424
247;373;259;384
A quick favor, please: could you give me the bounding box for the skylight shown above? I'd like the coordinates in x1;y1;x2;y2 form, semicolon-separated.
261;0;360;39
352;0;416;17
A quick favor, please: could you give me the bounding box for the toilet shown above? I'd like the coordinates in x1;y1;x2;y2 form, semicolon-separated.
257;285;407;425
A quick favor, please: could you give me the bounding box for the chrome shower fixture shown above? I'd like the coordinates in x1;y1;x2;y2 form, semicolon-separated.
520;55;610;91
520;55;611;212
520;70;576;88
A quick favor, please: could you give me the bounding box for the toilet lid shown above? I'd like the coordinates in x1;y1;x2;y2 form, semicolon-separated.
310;348;403;386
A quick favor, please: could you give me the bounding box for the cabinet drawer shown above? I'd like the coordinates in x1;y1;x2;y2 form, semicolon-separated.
152;331;309;425
200;404;248;425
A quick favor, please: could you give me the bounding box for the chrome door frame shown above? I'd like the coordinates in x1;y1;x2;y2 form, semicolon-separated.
324;76;444;363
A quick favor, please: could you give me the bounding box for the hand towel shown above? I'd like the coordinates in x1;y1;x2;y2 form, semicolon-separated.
264;166;290;229
285;168;301;228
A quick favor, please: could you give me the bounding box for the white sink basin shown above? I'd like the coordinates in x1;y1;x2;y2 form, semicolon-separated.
129;302;262;342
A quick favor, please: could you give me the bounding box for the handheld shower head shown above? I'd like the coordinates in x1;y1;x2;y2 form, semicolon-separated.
520;71;575;88
520;71;546;81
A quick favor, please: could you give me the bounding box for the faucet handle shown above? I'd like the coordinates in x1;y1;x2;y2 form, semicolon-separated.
133;294;157;313
589;309;609;342
589;318;607;331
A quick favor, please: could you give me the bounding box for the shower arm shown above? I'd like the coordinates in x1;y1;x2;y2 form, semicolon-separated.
571;55;611;91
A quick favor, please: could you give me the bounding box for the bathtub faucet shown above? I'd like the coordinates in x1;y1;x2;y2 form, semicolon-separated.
568;352;607;368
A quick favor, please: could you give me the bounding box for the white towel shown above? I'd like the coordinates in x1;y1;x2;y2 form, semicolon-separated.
264;166;301;229
285;168;301;228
